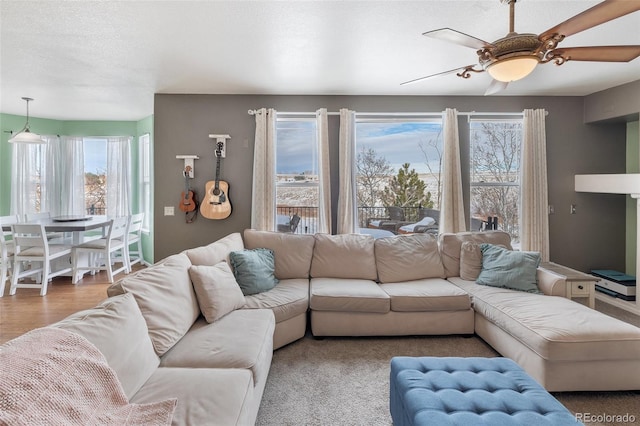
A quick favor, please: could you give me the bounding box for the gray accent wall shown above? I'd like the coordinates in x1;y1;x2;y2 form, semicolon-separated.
154;94;627;272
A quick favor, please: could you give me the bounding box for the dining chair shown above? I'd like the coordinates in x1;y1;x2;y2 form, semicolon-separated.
9;223;73;296
25;211;64;241
0;215;19;297
72;216;130;284
126;213;145;268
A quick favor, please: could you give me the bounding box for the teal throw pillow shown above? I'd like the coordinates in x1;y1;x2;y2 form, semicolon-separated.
229;248;279;295
476;243;541;293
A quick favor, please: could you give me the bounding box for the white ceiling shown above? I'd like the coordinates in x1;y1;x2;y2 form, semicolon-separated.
1;0;639;121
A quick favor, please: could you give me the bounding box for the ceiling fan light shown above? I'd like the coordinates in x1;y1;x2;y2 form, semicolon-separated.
487;56;539;82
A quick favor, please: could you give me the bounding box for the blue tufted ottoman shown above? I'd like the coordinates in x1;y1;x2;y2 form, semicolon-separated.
390;357;582;426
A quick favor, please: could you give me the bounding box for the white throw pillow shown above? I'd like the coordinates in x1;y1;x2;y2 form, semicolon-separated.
189;262;246;323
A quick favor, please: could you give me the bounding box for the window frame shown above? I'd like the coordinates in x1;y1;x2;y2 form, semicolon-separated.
468;117;523;239
274;116;319;234
139;133;151;232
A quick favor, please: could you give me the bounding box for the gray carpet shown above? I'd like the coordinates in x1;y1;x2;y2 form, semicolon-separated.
257;302;640;426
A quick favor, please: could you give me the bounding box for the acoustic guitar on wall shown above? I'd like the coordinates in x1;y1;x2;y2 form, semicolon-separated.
179;165;197;213
200;141;232;219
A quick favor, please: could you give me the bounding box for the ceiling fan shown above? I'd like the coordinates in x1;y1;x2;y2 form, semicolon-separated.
402;0;640;94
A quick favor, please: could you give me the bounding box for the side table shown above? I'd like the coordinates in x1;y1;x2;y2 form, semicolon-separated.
539;262;598;308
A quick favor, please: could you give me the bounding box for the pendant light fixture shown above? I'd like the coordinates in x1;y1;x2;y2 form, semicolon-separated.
8;97;46;144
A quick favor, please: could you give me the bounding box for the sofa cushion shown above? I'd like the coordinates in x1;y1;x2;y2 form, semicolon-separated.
184;232;244;266
310;233;377;280
107;253;198;356
310;277;390;313
131;367;256;426
52;293;159;399
379;278;470;312
243;229;315;279
229;248;279;295
243;278;309;322
160;309;275;387
460;241;483;281
375;233;444;283
476;244;541;293
189;262;246;323
439;231;513;277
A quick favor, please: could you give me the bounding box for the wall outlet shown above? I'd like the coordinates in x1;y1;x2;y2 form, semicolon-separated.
548;205;554;214
164;206;175;216
570;204;576;214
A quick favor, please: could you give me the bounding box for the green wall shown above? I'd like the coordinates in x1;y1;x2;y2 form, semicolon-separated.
626;121;640;275
0;113;155;263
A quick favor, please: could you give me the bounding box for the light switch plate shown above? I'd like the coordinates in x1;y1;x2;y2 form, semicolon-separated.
164;206;175;216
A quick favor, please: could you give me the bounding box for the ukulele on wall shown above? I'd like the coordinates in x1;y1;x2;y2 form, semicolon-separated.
200;141;232;219
179;165;197;213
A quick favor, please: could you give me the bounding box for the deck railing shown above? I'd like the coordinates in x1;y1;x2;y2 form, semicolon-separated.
275;206;427;233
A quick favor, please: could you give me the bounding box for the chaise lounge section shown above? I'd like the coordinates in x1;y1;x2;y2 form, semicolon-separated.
440;231;640;391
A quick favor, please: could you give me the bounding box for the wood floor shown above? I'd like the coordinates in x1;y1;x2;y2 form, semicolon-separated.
0;265;145;344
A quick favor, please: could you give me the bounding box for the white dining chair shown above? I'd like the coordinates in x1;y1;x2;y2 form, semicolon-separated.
0;215;19;297
25;211;64;241
10;223;73;296
126;213;145;268
72;216;130;284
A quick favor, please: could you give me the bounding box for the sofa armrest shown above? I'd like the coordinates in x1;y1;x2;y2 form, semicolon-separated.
536;268;566;297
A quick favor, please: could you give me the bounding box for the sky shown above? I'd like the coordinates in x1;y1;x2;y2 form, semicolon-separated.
356;121;442;174
83;138;107;174
275;119;443;175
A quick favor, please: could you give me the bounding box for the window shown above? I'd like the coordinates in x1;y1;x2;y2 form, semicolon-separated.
83;138;107;215
469;119;522;242
139;133;151;231
275;118;318;234
355;119;443;229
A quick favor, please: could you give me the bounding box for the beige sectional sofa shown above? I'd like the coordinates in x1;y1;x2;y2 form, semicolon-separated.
4;228;640;425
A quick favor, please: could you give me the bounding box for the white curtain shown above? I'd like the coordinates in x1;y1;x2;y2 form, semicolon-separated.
440;108;466;233
106;136;132;217
337;108;358;234
316;108;331;233
47;136;85;216
251;108;277;231
520;109;549;261
10;135;55;219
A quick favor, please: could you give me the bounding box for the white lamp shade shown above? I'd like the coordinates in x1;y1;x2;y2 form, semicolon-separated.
487;56;539;82
8;129;46;144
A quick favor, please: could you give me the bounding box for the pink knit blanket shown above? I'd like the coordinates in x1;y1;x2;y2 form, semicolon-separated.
0;327;176;425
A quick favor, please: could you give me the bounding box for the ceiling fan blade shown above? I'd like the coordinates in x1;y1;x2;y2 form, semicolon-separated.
485;79;509;96
550;46;640;62
423;28;492;50
540;0;640;40
401;65;479;86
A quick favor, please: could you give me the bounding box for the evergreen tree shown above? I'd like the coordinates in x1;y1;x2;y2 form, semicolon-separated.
382;163;433;210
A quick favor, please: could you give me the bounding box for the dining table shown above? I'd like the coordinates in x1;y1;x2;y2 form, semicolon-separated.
2;215;112;244
2;215;114;280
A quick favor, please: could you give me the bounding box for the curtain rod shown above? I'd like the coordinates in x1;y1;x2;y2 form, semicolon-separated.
247;109;543;117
